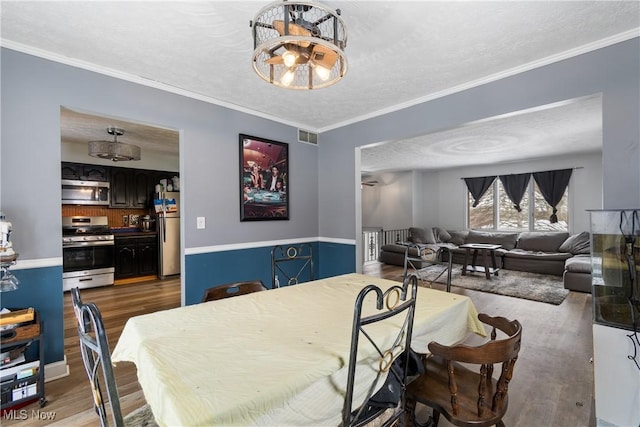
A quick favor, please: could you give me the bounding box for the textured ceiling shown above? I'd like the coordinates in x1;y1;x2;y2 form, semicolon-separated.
361;94;603;173
2;1;638;171
60;107;179;155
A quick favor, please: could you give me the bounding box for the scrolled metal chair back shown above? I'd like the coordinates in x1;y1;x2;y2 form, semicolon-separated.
70;287;124;427
271;243;314;288
342;274;419;427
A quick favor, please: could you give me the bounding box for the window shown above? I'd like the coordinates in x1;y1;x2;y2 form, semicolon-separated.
467;185;494;229
468;180;568;231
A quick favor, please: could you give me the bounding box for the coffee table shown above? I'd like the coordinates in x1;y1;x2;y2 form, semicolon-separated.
460;243;501;280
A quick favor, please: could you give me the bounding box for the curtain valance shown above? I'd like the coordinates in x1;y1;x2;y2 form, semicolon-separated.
532;169;573;223
463;176;496;207
498;173;531;212
464;168;573;222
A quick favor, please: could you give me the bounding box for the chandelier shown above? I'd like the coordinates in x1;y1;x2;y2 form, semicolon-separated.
250;0;347;90
88;127;141;162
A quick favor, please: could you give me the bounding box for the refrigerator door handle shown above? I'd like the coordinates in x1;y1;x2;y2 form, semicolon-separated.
162;215;167;243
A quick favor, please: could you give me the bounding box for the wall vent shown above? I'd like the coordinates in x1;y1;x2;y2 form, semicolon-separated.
298;129;318;145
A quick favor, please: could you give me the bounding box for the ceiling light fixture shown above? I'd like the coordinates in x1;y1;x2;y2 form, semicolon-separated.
250;0;347;90
88;127;141;162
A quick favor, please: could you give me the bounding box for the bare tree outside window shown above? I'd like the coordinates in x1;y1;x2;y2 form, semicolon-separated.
468;185;494;229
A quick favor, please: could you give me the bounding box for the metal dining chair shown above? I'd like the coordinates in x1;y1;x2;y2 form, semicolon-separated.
271;243;314;288
70;287;157;427
342;274;420;427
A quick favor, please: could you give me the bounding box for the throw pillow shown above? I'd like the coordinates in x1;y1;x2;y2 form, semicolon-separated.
408;227;426;244
448;230;469;246
559;231;591;254
433;227;452;243
408;227;436;244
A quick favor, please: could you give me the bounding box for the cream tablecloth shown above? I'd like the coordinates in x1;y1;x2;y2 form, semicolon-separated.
112;273;485;426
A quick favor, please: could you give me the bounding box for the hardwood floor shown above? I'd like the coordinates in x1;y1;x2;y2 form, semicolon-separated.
2;277;181;427
364;262;596;427
2;265;595;426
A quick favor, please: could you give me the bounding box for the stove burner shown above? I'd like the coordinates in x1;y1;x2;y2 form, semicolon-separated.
62;216;113;240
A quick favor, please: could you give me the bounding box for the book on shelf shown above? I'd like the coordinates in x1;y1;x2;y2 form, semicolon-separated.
0;359;39;383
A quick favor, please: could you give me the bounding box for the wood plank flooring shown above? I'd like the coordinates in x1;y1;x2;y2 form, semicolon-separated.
1;265;595;426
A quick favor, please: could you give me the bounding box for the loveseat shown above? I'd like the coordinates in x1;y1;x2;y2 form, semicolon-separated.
379;227;592;293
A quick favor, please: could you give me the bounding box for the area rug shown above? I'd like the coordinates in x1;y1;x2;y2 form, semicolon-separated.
407;265;569;305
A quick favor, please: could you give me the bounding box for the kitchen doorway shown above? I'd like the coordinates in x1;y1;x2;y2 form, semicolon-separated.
60;106;181;296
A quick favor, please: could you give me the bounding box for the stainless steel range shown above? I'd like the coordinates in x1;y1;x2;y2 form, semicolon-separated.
62;216;114;292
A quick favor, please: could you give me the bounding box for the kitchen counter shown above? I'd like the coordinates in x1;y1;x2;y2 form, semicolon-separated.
111;227;158;237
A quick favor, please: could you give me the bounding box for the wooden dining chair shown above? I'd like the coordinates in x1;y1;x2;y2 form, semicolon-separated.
342;275;420;427
200;280;267;302
70;287;157;427
271;243;314;288
405;313;522;427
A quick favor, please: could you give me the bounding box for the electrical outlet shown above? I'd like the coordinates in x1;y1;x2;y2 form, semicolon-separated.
197;217;206;229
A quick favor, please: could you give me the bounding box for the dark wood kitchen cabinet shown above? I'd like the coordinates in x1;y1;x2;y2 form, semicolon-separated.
110;168;153;208
61;162;109;182
110;168;177;208
131;169;154;208
114;235;158;280
110;168;131;208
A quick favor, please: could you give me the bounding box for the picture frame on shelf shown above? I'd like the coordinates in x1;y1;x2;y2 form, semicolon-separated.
239;134;289;221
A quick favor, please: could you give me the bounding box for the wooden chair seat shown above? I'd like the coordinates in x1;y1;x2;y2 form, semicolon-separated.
201;280;266;302
406;314;522;427
409;355;506;426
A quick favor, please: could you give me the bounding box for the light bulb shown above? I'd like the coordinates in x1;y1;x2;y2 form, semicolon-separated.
314;64;331;81
281;68;295;86
282;51;297;67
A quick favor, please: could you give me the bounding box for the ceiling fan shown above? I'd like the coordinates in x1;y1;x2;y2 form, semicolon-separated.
265;17;339;75
361;180;379;187
250;1;347;89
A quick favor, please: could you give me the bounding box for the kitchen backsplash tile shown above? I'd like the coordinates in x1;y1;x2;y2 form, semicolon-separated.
61;205;149;227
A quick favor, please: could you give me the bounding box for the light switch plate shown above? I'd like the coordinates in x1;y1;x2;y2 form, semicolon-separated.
196;217;206;229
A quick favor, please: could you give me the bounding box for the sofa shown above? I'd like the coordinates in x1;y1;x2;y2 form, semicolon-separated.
379;227;592;293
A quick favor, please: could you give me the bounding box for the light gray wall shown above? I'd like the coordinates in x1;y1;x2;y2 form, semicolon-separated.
429;151;602;233
0;48;319;261
361;151;602;234
321;38;639;243
361;171;413;230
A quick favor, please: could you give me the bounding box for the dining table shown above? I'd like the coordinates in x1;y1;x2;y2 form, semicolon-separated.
112;273;486;426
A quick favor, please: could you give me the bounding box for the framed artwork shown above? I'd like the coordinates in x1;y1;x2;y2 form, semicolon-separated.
239;134;289;221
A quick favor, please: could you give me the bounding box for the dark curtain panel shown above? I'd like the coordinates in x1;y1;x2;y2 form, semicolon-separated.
532;169;573;223
499;173;531;212
464;176;496;207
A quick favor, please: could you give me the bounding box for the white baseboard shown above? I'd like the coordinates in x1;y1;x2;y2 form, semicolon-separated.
44;356;69;382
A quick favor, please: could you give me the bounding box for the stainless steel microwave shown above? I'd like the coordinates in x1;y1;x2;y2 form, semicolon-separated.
61;179;110;205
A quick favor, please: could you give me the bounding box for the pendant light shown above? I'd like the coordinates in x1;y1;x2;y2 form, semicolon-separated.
88;127;141;162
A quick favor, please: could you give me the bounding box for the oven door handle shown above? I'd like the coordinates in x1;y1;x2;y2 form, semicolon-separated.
63;241;115;248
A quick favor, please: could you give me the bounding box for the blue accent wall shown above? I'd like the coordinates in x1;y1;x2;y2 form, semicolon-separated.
1;266;63;364
183;241;354;305
318;241;356;278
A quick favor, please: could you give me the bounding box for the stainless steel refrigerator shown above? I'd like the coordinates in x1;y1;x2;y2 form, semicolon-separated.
154;191;180;279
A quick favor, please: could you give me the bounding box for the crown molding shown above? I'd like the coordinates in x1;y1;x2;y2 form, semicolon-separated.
317;29;640;133
0;40;313;132
3;29;638;135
